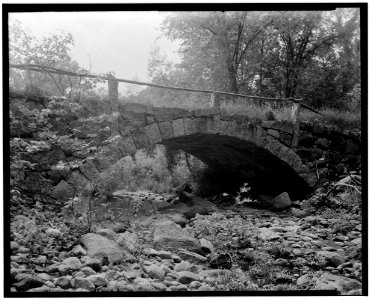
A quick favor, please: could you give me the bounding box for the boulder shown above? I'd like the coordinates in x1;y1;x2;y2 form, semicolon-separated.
80;233;134;264
315;273;361;294
152;220;201;253
271;192;291;210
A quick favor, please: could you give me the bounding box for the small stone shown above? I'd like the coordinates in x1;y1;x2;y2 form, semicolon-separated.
351;237;361;245
45;228;62;238
74;271;85;278
96;228;117;240
36;273;52;282
189;280;202;289
62;257;82;270
274;258;289;266
87;274;107;287
44;281;55;288
297;274;311;286
167;284;188;291
146;264;166;280
174;261;191;272
10;241;19;251
45;264;59;274
18;246;30;253
178;250;207;264
177;271;200;284
55;276;72;289
200;238;214;254
84;258;102;272
198;283;213;291
156;250;173;259
72;277;95;292
151;282;167;291
71;245;87;257
58;264;69;276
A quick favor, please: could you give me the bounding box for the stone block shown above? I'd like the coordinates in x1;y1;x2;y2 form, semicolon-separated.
158;121;174;140
284;149;298;165
153;107;192;122
219;119;237;136
205;115;220;134
265;135;282;155
184;118;196;135
255;125;267;147
79;159;100;180
144;123;162;145
267;129;280;139
172;119;185;137
193;117;206;133
192;108;218;117
244;124;255;142
132;128;150;149
117;135;137;155
277;144;290;161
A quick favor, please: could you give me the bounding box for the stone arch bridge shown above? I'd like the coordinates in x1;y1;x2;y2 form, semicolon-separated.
66;106;322;200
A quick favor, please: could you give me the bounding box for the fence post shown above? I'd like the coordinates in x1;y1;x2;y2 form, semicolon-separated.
290;98;301;149
108;75;119;136
210;93;220;113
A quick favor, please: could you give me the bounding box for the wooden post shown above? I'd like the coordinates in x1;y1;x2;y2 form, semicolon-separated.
210;93;220;113
108;75;119;136
291;99;301;149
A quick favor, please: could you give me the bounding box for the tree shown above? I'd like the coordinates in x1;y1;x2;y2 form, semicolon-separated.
162;11;281;93
9;20;101;99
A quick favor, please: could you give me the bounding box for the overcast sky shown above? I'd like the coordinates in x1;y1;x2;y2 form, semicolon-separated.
9;11;181;93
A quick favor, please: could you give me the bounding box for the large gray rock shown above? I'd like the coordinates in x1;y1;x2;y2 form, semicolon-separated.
315;273;361;294
271;192;291;210
80;233;134;264
153;220;201;253
52;180;75;202
316;251;345;267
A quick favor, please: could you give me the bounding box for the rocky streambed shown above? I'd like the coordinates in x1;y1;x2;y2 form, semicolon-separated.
9;190;363;295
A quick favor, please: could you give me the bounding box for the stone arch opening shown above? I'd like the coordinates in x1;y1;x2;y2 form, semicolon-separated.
161;133;312;200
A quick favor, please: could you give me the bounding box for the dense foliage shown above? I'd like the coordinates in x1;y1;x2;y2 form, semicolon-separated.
135;9;360;111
